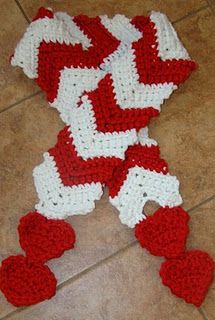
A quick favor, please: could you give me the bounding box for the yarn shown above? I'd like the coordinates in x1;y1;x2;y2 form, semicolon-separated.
1;6;212;309
0;255;57;307
18;212;76;263
135;206;189;258
160;250;215;307
108;143;182;227
10;8;195;222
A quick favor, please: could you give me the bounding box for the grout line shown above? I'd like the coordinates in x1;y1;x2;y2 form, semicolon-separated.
57;240;138;291
1;195;215;319
14;0;30;23
187;195;215;213
1;2;214;318
54;196;215;293
1;307;26;320
0;91;42;115
13;0;210;27
198;307;210;320
173;4;209;24
1;1;37;119
0;241;138;320
207;0;215;14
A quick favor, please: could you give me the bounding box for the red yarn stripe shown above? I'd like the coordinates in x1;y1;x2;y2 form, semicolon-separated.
88;74;159;133
32;7;54;21
108;144;169;198
48;126;122;186
131;16;197;85
36;16;120;102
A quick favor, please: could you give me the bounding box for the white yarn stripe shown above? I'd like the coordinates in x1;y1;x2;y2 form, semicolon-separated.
33;152;103;219
51;49;177;128
69;95;137;159
11;14;91;78
100;15;142;44
55;12;91;49
51;67;105;123
99;15;141;72
150;11;190;60
11;10;192;225
137;127;158;146
109;166;182;228
110;48;177;110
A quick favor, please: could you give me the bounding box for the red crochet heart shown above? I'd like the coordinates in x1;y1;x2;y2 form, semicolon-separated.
135;207;189;258
0;255;57;307
160;250;214;307
18;212;76;263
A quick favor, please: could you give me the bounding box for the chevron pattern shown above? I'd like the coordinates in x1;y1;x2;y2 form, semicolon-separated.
4;6;214;310
11;7;195;223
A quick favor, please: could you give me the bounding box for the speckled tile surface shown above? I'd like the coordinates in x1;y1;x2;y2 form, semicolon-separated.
19;0;207;20
0;1;214;319
1;246;207;320
150;8;215;209
0;0;38;112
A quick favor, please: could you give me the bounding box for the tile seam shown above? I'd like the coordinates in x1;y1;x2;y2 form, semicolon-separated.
199;307;210;320
1;195;215;319
14;0;30;23
0;91;42;115
0;2;214;317
206;0;215;14
173;4;209;24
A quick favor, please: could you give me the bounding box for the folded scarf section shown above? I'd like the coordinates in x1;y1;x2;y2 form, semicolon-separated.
1;6;213;308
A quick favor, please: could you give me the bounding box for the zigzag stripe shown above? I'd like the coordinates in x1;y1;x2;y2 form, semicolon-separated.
131;15;196;85
108;142;182;227
11;8;91;78
33;126;182;223
48;126;122;186
33;152;103;219
68;95;137;159
109;165;182;227
11;8;196;180
87;74;159;132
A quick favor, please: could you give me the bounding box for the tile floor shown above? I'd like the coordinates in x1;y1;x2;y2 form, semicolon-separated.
0;1;215;319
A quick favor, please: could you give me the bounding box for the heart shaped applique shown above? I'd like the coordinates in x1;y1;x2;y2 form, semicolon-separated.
0;255;57;307
18;212;76;263
135;207;189;258
160;250;215;307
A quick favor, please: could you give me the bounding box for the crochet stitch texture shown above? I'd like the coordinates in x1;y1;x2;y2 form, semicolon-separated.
0;6;214;308
11;8;195;225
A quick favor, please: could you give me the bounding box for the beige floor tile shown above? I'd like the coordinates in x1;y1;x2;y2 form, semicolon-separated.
208;0;215;11
0;95;134;316
187;198;215;257
0;94;62;257
186;198;215;319
49;191;134;284
0;299;16;320
149;8;215;210
202;290;215;320
18;0;206;21
1;3;214;320
4;245;205;320
0;0;38;111
0;94;62;317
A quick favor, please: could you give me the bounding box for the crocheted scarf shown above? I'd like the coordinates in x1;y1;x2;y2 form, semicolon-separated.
0;7;214;308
